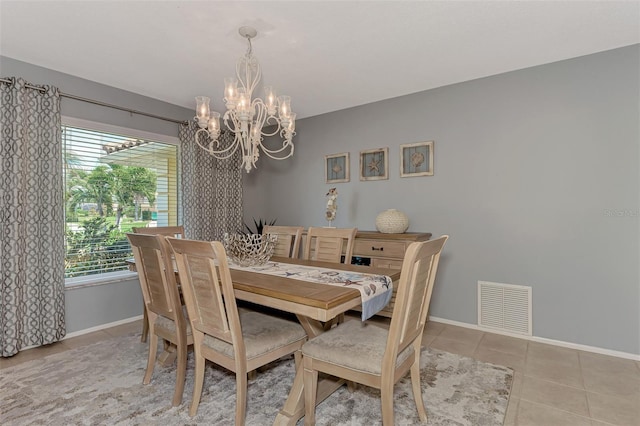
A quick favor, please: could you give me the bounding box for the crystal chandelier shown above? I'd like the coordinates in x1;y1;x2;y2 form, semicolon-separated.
194;26;296;173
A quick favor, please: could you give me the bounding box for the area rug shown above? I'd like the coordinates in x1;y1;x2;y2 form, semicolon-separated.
1;333;512;425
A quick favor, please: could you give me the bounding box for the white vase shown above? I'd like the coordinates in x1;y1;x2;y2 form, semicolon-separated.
375;209;409;234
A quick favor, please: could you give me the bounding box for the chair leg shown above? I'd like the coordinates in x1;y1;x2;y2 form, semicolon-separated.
294;350;302;371
248;370;257;381
235;371;248;426
380;379;395;426
189;351;206;417
143;330;158;385
303;358;318;426
411;357;428;422
172;338;188;406
141;306;149;342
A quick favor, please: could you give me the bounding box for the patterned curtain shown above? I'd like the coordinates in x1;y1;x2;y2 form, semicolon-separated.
0;78;66;357
179;122;243;241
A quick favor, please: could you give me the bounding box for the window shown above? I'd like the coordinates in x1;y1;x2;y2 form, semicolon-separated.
63;119;179;280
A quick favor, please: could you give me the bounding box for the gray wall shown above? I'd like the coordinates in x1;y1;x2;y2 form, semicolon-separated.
3;46;638;354
244;45;640;355
0;56;192;137
65;280;143;334
1;56;194;333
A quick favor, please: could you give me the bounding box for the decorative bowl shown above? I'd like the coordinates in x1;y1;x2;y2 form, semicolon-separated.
375;209;409;234
223;233;277;267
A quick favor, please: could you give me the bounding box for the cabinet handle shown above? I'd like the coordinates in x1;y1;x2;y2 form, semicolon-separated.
372;246;384;251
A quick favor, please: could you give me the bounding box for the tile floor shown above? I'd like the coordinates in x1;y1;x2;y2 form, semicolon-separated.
422;321;640;426
1;319;639;426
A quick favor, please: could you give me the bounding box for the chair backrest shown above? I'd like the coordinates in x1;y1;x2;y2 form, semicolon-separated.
166;238;242;352
127;233;183;323
303;227;357;264
384;236;448;366
132;225;185;239
263;225;304;258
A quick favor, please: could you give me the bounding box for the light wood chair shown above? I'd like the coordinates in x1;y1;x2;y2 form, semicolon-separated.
166;237;308;422
126;232;193;407
302;227;357;264
301;235;449;426
303;227;357;328
133;225;185;238
263;225;304;259
133;225;185;343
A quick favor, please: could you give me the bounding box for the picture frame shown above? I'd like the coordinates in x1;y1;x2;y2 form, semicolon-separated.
400;141;434;177
359;147;389;181
325;152;350;183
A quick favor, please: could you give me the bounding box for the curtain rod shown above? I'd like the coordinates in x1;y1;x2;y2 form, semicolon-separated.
0;77;189;126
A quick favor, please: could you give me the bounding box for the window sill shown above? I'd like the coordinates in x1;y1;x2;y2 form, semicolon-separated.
65;271;138;290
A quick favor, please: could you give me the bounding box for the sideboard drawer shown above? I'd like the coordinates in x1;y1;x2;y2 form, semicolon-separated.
371;258;403;270
353;240;406;259
347;231;432;318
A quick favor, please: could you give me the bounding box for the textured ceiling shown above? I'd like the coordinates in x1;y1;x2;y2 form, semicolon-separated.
1;1;639;119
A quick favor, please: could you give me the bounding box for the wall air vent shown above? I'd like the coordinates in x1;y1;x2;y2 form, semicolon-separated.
478;281;532;336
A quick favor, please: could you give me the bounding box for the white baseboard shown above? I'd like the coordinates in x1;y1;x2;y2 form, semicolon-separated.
429;316;640;361
64;315;143;340
25;314;640;362
16;316;143;352
71;315;638;362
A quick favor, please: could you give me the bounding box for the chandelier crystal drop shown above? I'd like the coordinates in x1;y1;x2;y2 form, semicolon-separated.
194;26;296;173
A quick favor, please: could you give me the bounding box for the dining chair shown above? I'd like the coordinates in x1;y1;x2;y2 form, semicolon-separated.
126;232;193;407
302;226;357;264
166;237;308;422
301;235;449;426
302;226;357;328
263;225;304;258
133;225;185;343
132;225;186;238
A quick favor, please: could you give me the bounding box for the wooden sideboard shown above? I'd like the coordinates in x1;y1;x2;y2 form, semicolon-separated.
351;231;432;317
299;230;432;317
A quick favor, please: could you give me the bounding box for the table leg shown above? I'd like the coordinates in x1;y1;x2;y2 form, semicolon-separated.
273;315;346;426
158;342;177;366
296;315;326;338
274;359;346;425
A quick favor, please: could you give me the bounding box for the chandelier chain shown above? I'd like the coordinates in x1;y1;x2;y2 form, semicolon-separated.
245;35;253;56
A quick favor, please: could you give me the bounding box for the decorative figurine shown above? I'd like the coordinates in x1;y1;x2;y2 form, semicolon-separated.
325;187;338;227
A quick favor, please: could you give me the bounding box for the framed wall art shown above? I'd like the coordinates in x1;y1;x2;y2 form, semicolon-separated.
325;152;350;183
360;147;389;181
400;141;434;177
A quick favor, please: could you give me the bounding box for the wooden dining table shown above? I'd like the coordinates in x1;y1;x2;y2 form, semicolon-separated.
128;255;400;425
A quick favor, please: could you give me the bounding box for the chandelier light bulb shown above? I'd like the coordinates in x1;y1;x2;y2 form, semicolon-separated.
207;111;221;137
250;123;261;142
224;78;238;107
237;89;250;116
264;86;277;115
287;113;296;132
278;95;291;119
195;96;210;128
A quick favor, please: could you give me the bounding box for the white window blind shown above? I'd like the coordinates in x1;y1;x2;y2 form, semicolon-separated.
63;125;178;278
